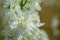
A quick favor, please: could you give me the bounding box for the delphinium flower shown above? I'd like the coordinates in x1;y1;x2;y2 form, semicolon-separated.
2;0;49;40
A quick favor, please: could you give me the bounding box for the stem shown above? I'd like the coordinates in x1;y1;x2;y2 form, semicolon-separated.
23;0;27;7
19;0;27;10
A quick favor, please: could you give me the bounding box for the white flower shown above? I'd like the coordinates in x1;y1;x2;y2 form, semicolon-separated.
10;21;18;29
2;0;49;40
34;2;41;11
18;36;23;40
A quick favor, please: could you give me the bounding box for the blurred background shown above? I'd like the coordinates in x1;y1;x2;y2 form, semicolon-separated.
40;0;60;40
0;0;60;40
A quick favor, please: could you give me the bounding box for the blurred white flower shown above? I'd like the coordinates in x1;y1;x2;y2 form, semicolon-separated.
34;2;41;11
10;21;18;29
2;0;49;40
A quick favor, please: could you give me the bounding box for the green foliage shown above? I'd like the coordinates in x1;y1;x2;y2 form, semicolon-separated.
0;33;4;40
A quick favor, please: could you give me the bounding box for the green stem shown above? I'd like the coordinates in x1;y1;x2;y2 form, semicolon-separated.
23;0;27;7
19;0;27;10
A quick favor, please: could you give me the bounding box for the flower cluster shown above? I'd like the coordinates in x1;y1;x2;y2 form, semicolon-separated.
2;0;49;40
